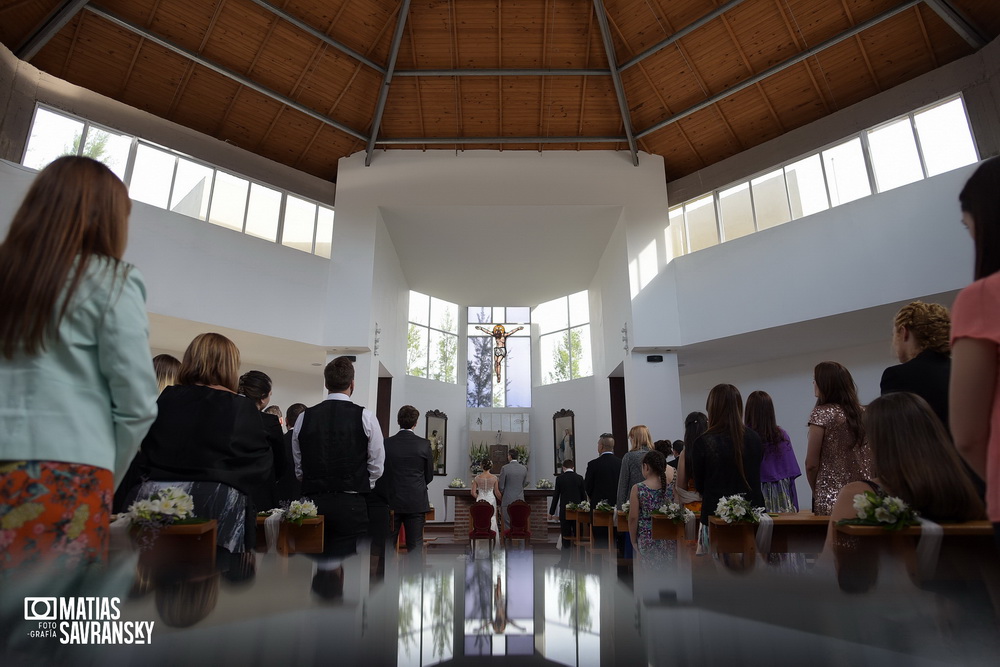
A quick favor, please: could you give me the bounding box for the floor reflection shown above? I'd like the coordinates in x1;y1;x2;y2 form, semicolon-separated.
2;543;998;666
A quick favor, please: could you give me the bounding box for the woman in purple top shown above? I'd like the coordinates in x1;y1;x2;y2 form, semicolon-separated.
745;391;801;512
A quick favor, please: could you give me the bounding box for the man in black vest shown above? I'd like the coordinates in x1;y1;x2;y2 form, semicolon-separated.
384;405;434;554
292;356;385;557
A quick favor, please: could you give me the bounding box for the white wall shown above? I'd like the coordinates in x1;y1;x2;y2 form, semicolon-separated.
679;338;896;511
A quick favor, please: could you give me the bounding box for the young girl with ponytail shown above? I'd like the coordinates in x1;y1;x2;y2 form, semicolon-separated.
628;449;676;562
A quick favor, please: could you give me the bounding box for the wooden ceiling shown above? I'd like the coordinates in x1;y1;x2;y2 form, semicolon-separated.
2;0;998;183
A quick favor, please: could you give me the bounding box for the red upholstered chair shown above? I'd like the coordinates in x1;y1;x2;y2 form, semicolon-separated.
469;500;497;553
504;500;532;547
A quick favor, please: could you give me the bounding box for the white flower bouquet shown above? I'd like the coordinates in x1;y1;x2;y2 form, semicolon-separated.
576;500;591;513
653;501;696;524
594;500;615;513
261;499;319;526
619;500;630;515
837;491;919;531
449;478;466;488
536;478;553;489
127;486;196;528
714;494;765;524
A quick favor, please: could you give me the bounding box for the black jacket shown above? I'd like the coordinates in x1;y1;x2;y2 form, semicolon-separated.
550;470;586;520
585;453;622;506
880;349;951;428
382;429;434;514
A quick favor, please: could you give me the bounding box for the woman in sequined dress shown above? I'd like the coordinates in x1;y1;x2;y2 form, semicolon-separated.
627;450;677;563
806;362;873;515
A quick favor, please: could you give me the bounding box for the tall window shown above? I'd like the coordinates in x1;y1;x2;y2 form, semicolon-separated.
407;292;458;383
467;307;531;408
536;291;592;385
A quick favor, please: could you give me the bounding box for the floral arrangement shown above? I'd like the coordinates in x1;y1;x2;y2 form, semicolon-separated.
594;500;615;513
510;444;530;466
837;492;919;531
127;486;196;528
260;499;318;526
575;500;591;513
619;501;630;515
449;478;466;488
714;495;765;524
536;478;553;489
469;442;489;471
653;501;696;524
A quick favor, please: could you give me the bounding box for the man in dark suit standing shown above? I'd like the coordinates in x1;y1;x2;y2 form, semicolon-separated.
549;459;586;549
585;434;621;549
384;405;434;554
292;357;384;557
498;449;528;529
585;433;621;506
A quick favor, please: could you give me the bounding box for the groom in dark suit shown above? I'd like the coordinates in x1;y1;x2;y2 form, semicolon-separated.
550;459;586;548
384;405;434;553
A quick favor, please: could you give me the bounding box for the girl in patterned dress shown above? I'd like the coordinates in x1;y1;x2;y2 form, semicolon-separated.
628;450;677;563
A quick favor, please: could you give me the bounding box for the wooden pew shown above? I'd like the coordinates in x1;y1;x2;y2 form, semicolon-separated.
255;515;325;555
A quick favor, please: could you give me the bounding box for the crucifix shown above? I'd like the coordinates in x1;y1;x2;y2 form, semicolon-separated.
475;324;524;382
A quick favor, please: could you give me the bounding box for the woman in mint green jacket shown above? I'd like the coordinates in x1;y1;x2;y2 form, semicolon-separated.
0;156;158;572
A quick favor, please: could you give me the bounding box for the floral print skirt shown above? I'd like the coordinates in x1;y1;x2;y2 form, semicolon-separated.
0;460;113;572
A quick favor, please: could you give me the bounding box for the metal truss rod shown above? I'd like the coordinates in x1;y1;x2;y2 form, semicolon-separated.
365;0;412;166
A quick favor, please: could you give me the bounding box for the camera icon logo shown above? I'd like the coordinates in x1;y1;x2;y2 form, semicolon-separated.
24;597;58;621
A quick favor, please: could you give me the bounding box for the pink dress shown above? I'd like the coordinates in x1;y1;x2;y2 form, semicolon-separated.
951;274;1000;522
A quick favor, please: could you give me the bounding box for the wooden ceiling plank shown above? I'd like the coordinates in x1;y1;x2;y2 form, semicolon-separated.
166;0;228;118
364;0;412;165
498;0;502;148
839;0;882;92
294;2;402;167
607;8;703;167
539;0;550;150
59;10;84;79
773;0;832;113
576;7;594;151
406;19;427;150
16;0;89;60
594;1;638;163
715;4;785;133
924;0;988;48
915;4;941;68
451;0;464;146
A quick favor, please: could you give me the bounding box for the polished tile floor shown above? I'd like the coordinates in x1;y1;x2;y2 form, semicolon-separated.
3;539;998;666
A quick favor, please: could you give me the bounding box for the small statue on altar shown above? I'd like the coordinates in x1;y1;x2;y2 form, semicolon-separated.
475;324;524;382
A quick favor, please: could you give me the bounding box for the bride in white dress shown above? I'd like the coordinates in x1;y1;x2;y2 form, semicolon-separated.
471;459;502;534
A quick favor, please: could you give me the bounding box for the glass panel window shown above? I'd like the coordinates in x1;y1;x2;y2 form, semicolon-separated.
504;337;531;408
430;297;458;333
409;292;430;326
282;195;316;252
209;171;249;231
914;98;978;177
467;336;493;408
22;108;84;171
315;207;334;258
243;183;281;241
685;195;718;252
82;126;131;180
170;157;213;220
668;207;686;258
428;329;457;383
751;169;791;230
784;154;829;219
506;307;530;324
568;290;589;328
822;138;871;206
406;324;428;377
534;296;568;335
718;182;755;241
868;118;924;192
129;144;175;209
467;304;530;403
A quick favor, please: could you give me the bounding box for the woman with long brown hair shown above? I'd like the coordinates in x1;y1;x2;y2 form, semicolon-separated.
676;411;708;513
745;391;801;512
806;361;873;515
0;156;158;571
692;385;765;530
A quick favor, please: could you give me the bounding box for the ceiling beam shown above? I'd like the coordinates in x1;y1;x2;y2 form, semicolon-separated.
592;0;638;166
245;0;386;74
619;0;750;72
365;0;412;166
376;136;625;145
922;0;988;49
84;5;369;143
15;0;89;61
394;68;610;77
637;0;923;140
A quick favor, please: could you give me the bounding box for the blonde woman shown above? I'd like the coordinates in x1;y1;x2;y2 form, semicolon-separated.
880;301;952;427
616;425;654;512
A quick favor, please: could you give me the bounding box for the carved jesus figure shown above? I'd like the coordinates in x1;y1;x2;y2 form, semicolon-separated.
475;324;524;382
